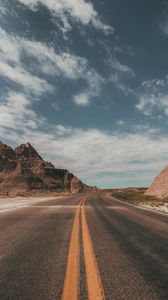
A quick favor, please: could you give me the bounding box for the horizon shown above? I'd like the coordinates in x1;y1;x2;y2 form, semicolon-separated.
0;1;168;188
0;139;155;189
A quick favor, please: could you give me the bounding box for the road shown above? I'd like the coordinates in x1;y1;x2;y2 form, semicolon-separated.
0;192;168;300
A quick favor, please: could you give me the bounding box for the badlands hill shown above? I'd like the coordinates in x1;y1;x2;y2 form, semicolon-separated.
0;141;89;196
145;165;168;198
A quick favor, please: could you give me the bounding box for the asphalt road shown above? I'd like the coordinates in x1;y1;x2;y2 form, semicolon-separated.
0;192;168;300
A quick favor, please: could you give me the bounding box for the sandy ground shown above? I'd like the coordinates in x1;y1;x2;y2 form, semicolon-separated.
0;196;63;213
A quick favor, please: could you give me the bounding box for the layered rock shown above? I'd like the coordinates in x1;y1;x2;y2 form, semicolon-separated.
0;141;89;196
15;142;42;159
0;141;16;159
145;165;168;198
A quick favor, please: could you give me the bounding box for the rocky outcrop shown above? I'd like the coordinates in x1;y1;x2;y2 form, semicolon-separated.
0;141;89;196
0;141;16;159
15;142;42;159
145;165;168;198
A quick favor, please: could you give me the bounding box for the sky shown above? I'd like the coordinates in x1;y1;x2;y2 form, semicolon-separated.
1;0;168;188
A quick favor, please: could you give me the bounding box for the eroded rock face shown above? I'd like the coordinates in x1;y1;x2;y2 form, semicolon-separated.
0;142;15;159
145;165;168;198
71;176;86;193
15;142;42;159
0;141;88;196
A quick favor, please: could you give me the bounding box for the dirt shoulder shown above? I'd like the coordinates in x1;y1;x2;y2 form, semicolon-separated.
109;188;168;214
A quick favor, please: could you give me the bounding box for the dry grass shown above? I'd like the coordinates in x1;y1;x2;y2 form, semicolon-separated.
112;189;168;206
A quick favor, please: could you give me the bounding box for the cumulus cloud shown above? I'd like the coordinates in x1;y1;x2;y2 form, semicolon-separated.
17;0;113;34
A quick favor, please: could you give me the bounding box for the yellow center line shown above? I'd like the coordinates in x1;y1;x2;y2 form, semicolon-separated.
61;197;105;300
61;199;84;300
81;199;105;300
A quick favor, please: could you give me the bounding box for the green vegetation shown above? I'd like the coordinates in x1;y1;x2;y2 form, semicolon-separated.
112;189;168;206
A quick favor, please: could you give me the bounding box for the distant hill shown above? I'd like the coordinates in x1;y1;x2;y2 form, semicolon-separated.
0;141;90;196
145;165;168;198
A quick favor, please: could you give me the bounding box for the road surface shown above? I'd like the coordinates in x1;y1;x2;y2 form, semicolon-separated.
0;192;168;300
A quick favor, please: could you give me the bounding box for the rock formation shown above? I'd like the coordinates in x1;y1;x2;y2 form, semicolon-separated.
145;165;168;198
0;141;89;196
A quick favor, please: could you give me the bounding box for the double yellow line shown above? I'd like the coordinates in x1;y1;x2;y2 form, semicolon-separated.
61;198;105;300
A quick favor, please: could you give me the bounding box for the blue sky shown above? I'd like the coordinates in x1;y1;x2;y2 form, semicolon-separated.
1;0;168;188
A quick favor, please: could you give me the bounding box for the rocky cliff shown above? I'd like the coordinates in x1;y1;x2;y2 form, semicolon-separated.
0;141;89;196
145;165;168;198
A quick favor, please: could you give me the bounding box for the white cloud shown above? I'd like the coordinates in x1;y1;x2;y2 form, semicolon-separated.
17;0;113;34
0;28;20;63
1;113;168;187
23;39;88;79
55;125;73;136
136;77;168;116
141;79;165;88
107;56;135;95
0;89;167;187
0;91;39;129
136;98;146;111
23;39;103;105
134;124;160;135
0;60;53;95
135;97;152;116
0;28;53;95
0;28;103;104
110;73;134;95
74;70;103;105
109;57;134;78
0;27;87;79
74;93;90;106
30;127;168;187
